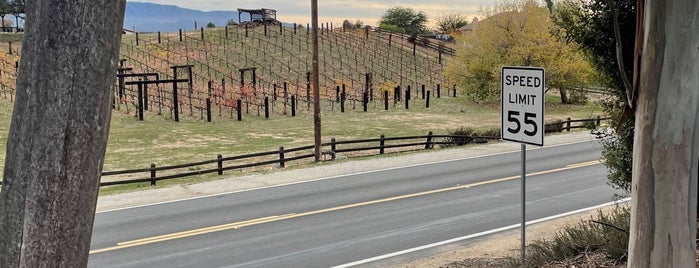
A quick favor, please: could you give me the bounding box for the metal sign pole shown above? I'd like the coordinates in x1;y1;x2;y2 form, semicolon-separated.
521;143;526;261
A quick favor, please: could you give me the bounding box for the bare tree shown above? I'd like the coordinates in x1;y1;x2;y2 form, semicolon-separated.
0;0;126;267
627;0;699;266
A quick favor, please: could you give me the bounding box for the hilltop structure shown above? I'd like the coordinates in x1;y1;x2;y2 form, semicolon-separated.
237;8;277;24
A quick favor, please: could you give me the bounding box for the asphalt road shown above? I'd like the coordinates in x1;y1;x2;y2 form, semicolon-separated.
88;140;623;267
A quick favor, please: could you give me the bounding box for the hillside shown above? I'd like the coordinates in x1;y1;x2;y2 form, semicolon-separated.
124;2;238;32
0;25;453;123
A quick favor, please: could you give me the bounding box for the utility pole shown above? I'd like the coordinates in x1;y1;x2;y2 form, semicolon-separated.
311;0;322;161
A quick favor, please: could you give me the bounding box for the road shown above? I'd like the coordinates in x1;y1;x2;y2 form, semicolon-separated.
88;140;623;267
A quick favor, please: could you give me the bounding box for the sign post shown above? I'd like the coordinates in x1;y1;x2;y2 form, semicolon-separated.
501;66;545;261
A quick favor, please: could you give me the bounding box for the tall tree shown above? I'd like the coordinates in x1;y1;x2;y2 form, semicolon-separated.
379;6;428;34
0;0;126;267
627;0;699;266
552;0;636;191
435;13;469;34
446;0;594;103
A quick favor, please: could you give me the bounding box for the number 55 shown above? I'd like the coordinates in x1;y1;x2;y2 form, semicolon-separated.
507;111;538;137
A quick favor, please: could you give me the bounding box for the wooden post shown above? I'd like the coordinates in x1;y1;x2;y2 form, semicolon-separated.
405;88;410;109
150;164;156;186
291;95;296;116
425;131;433;149
421;85;426;99
426;90;431;108
380;135;385;154
278;147;286;168
200;27;204;40
157;31;161;43
206;98;211;122
566;117;571;131
179;29;182;42
137;84;144;121
264;96;269;118
135;32;139;45
340;92;345;113
236;99;242;121
217;154;223;175
437;84;441;98
363;92;368;112
330;138;337;160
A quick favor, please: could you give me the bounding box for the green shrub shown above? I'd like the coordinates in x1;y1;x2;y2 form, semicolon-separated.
442;127;476;147
441;127;500;148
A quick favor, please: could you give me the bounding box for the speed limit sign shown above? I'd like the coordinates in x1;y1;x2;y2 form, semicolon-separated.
501;67;545;146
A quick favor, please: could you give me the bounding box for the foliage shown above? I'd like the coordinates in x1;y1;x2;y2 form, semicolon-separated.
446;0;595;103
441;126;500;147
379;6;428;34
509;206;630;267
342;20;364;30
206;22;216;28
552;0;636;191
226;19;237;26
378;22;404;34
435;13;469;34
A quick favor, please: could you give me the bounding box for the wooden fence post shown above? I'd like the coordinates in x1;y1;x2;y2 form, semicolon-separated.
405;88;410;109
330;138;337;160
206;98;211;122
425;131;434;149
264;97;269;118
217;154;223;175
421;85;426;99
437;84;441;98
179;29;182;42
236;99;242;121
380;135;385;154
426;90;431;108
453;84;457;97
137;84;144;121
279;147;286;168
291;96;296;116
566;117;572;131
150;163;156;186
596;115;601;126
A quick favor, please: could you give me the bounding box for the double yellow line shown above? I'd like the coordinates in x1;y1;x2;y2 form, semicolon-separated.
90;160;601;254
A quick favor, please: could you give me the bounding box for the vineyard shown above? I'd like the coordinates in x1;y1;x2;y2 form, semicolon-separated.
0;24;454;122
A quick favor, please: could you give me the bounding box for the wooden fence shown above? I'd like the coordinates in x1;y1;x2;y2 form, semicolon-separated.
0;117;608;187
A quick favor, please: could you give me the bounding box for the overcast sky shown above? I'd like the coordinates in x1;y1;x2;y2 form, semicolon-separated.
131;0;493;27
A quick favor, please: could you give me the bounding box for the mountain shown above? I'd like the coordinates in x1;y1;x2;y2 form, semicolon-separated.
124;2;239;33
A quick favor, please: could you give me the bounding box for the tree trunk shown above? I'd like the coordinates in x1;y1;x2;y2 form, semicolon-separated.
0;1;125;267
559;88;569;104
627;0;699;267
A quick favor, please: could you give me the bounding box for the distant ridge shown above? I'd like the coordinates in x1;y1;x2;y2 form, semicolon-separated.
124;2;240;33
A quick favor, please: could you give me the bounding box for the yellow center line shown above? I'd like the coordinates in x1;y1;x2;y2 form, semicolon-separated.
90;160;601;254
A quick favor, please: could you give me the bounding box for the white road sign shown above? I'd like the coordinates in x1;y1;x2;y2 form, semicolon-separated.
501;67;545;146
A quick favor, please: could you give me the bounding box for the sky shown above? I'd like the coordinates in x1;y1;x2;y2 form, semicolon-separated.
130;0;494;28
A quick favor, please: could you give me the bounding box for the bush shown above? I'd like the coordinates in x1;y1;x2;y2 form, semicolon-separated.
509;205;630;267
441;127;500;148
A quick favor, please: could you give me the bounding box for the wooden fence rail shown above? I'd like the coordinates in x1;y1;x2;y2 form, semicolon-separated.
0;117;608;187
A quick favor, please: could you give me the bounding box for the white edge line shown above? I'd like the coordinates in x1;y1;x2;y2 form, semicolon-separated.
332;197;631;268
97;139;597;213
